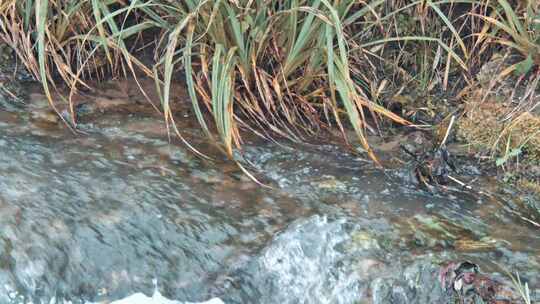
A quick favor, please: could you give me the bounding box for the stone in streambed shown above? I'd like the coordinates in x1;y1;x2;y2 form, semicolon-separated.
29;108;61;125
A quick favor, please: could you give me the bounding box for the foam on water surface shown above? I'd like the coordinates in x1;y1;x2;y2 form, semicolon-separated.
107;292;224;304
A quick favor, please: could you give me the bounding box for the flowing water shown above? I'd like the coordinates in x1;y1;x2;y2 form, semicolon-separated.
0;80;538;304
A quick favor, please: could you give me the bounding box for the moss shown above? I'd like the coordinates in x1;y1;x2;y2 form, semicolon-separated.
457;101;505;153
510;112;540;161
457;99;540;164
457;88;540;198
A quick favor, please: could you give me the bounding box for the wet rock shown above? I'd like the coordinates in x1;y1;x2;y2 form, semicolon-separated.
156;145;196;166
371;258;449;304
400;131;431;156
370;258;526;304
191;169;226;184
29;108;61;125
454;237;499;252
371;278;409;304
226;216;362;304
26;93;52;110
461;164;482;176
354;258;385;278
439;261;522;303
123;146;146;160
350;231;380;251
123;118;169;138
0;84;25;111
311;175;347;191
409;211;499;251
93;96;132;111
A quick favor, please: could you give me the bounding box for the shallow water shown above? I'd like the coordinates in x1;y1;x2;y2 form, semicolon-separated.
0;82;538;304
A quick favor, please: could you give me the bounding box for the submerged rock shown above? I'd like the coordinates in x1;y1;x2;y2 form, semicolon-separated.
311;175;347;191
221;216;364;304
371;259;450;304
29;108;62;125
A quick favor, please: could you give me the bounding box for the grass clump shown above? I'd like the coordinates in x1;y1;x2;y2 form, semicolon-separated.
474;0;540;77
0;0;538;175
456;0;540;176
457;98;540;164
0;0;478;164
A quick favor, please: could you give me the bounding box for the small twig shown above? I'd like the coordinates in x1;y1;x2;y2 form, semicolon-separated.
0;84;18;100
517;216;540;228
448;174;473;190
440;115;455;148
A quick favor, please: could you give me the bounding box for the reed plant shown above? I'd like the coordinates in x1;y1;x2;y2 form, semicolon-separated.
2;0;532;164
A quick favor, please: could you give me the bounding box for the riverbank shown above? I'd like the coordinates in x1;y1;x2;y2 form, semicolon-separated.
1;1;538;200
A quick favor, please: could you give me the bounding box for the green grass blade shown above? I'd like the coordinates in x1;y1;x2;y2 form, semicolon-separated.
283;0;321;76
497;0;526;36
184;22;214;140
427;0;469;60
35;0;52;105
161;15;191;122
343;0;385;26
23;0;34;31
225;3;247;66
91;0;113;65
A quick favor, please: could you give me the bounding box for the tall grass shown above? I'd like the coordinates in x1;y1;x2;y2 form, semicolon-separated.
474;0;539;76
155;0;418;162
466;0;540;165
1;0;521;163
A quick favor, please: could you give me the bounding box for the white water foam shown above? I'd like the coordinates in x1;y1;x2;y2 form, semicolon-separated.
103;279;225;304
3;278;225;304
107;292;224;304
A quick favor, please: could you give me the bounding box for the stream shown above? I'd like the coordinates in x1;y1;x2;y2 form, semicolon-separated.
0;79;538;304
